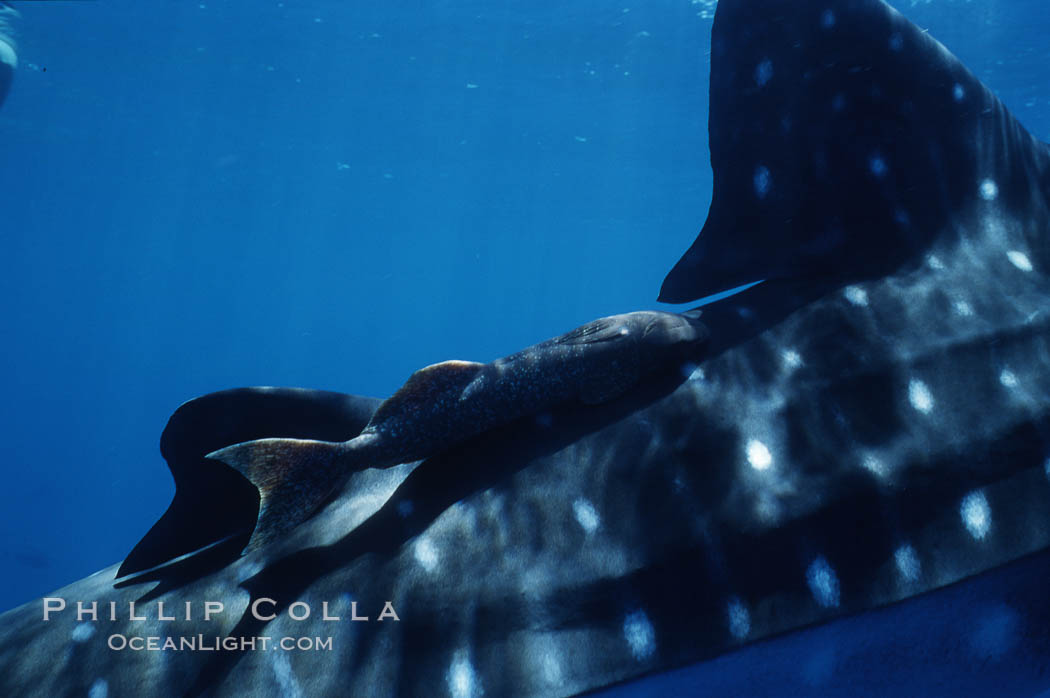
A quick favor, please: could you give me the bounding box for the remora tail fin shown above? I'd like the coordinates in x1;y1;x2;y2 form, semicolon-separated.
208;437;346;553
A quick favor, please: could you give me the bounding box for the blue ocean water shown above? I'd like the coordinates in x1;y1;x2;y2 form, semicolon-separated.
0;0;1047;658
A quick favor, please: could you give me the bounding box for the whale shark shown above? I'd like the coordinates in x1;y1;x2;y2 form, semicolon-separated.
2;0;1050;695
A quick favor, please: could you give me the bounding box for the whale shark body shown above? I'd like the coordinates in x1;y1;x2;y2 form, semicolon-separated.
2;0;1050;695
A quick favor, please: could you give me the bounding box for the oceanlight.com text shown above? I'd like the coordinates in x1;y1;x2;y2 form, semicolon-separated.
107;634;333;652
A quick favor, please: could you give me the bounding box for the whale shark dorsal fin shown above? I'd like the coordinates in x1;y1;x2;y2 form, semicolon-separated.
659;0;1050;303
369;360;484;425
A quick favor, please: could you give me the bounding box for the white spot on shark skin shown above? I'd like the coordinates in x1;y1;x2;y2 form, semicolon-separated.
538;645;562;685
888;32;903;51
781;349;803;370
953;83;966;102
954;299;974;316
573;498;600;535
754;58;773;87
926;254;945;270
869;153;888;178
999;369;1019;389
526;636;564;687
727;598;750;640
820;9;835;28
88;679;109;698
1007;250;1034;272
861;454;887;478
806;556;840;608
908;379;935;414
272;652;304;698
894;544;921;582
448;649;482;698
72;622;96;643
623;610;656;660
961;490;992;540
754;165;772;199
746;439;773;470
979;178;998;201
415;537;440;572
844;286;868;306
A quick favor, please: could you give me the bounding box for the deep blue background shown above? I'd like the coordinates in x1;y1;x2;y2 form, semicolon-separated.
0;0;1047;619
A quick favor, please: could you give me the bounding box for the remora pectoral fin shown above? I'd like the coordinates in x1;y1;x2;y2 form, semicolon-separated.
208;437;344;553
555;317;627;346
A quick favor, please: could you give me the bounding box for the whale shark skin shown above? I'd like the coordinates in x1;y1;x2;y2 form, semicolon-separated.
2;0;1050;695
